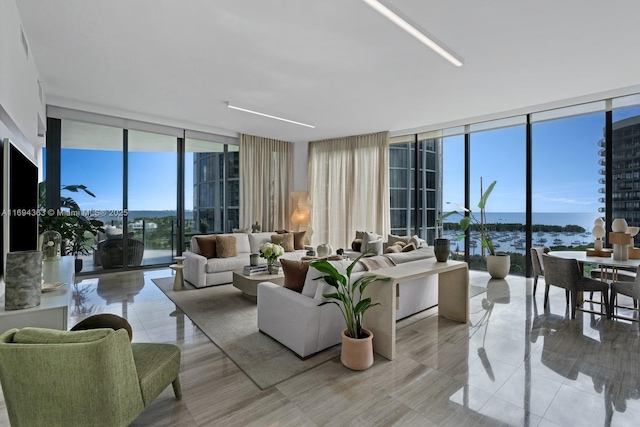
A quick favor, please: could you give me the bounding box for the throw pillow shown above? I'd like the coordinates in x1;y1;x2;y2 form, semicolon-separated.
387;234;411;246
271;233;295;252
71;314;133;341
409;235;426;248
361;231;380;254
292;231;306;250
280;259;311;293
385;244;401;254
195;235;217;258
276;229;292;234
216;235;238;258
351;238;363;252
355;230;366;240
402;242;417;252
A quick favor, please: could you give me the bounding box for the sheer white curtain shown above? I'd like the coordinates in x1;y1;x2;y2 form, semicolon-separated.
308;131;390;248
239;134;292;232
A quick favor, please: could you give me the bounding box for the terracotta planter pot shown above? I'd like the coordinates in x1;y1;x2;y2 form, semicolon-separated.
340;328;374;370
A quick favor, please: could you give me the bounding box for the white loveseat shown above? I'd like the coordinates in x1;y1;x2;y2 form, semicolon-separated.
257;246;437;358
183;232;306;288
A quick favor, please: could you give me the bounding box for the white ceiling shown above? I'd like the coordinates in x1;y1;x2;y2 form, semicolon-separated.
15;0;640;143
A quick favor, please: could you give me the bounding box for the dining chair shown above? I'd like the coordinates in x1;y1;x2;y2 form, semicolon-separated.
542;254;610;319
530;246;550;296
610;266;640;321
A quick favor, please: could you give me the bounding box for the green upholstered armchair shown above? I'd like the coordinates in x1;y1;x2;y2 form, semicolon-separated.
0;327;182;427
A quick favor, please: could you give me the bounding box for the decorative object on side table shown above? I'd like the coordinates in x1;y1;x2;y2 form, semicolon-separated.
5;250;43;310
260;242;284;274
610;218;631;261
316;243;333;258
250;253;261;266
252;221;261;233
587;217;612;257
310;252;390;370
627;226;640;259
438;178;510;278
40;230;62;261
434;238;450;262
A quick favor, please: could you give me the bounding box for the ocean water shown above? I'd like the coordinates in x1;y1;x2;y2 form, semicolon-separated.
442;212;604;254
484;212;601;232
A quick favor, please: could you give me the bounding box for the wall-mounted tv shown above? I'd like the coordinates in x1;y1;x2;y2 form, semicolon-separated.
1;138;39;275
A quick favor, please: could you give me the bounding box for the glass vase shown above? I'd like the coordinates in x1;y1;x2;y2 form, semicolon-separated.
40;230;62;261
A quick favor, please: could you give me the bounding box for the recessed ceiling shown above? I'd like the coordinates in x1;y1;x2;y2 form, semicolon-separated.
15;0;640;143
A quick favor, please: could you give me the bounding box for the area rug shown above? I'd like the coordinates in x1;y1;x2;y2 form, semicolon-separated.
152;277;341;390
153;277;484;390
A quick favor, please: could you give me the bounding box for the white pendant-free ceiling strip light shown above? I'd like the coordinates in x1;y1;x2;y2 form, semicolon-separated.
360;0;464;67
226;103;315;128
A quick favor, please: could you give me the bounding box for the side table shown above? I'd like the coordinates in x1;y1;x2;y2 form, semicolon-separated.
170;264;185;291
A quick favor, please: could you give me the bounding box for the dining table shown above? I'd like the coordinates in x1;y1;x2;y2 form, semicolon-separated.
547;250;640;314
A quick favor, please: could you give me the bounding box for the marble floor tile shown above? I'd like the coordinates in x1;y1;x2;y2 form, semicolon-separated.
2;267;640;426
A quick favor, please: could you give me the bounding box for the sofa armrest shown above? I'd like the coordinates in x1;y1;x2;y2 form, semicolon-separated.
183;251;207;287
257;282;323;357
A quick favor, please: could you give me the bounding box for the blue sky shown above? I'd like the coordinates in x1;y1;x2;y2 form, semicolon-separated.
50;105;640;214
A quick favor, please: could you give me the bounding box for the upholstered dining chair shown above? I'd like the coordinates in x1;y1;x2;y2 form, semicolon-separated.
542;254;610;319
610;266;640;321
0;327;182;427
530;246;550;295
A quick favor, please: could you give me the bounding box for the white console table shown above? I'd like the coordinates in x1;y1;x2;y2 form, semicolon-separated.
363;258;469;360
0;256;74;333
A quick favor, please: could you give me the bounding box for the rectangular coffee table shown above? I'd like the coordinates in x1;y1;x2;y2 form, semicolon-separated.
232;269;285;303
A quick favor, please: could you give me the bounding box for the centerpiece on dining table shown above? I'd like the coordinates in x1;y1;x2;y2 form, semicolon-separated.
259;242;284;274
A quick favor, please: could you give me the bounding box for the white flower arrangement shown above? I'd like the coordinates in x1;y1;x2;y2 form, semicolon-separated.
259;242;284;264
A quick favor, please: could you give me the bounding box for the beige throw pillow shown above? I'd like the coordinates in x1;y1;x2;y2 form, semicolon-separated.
215;235;237;258
271;233;295;252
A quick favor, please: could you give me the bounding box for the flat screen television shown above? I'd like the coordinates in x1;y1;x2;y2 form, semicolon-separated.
1;138;39;275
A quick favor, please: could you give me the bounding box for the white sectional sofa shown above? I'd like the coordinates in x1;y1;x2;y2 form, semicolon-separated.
183;232;307;288
257;246;438;358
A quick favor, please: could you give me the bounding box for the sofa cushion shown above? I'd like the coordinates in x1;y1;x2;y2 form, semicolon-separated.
361;232;382;254
205;255;247;273
271;233;295;252
385;246;434;264
387;234;411;246
280;259;311;293
195;235;217;258
248;232;276;254
216;235;238;258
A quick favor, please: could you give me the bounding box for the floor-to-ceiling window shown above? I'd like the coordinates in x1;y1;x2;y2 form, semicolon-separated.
59;120;124;273
469;119;526;273
531;104;605;254
611;95;640;246
389;136;442;244
185;137;240;248
441;133;465;258
128;130;178;266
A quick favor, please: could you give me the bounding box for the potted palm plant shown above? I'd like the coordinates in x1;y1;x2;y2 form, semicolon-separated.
438;179;510;279
310;253;389;370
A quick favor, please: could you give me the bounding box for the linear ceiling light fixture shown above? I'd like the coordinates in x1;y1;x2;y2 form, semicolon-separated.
360;0;464;67
226;103;315;128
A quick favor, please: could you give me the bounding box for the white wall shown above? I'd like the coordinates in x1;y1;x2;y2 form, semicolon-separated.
0;0;45;163
291;141;308;192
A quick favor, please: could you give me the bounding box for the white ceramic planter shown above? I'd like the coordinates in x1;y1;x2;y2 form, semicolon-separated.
487;254;510;279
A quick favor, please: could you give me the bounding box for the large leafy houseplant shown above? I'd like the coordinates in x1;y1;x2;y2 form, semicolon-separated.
438;179;497;257
38;183;105;256
310;252;389;339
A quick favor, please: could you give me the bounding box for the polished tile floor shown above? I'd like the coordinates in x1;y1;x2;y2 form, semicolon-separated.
1;267;639;426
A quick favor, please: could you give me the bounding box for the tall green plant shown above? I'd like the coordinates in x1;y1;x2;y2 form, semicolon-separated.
438;179;497;257
310;253;389;339
38;183;105;256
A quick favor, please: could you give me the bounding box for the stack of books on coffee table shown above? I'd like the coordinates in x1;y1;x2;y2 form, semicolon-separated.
243;265;268;275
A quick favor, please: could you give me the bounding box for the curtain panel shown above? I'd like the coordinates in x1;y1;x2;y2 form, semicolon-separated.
239;134;292;232
308;131;390;248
